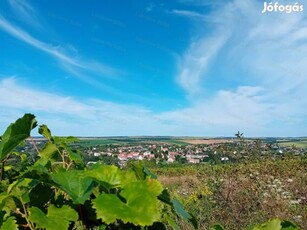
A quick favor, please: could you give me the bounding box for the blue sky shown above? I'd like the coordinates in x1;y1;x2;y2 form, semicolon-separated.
0;0;307;137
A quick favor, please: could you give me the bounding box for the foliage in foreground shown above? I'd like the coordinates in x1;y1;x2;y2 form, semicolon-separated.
0;114;300;229
0;114;197;229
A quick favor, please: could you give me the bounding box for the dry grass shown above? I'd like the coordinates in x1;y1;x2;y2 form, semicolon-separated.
154;158;307;230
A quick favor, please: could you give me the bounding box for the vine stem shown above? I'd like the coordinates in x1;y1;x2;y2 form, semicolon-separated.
60;151;67;169
0;161;4;181
18;201;35;230
67;162;73;170
29;136;40;155
78;205;84;225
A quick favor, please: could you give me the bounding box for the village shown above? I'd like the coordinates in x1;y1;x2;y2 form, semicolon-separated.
76;139;306;167
18;137;307;167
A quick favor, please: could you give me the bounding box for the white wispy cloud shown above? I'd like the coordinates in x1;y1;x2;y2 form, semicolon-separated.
172;0;307;135
171;9;207;20
0;78;175;136
0;78;95;116
1;77;304;137
0;78;260;136
8;0;39;27
159;86;271;131
0;15;80;66
0;14;118;81
177;33;228;95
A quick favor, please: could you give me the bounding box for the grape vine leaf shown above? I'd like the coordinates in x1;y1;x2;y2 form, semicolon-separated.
144;166;158;179
37;142;58;165
246;218;299;230
164;213;180;230
54;136;80;144
280;220;299;230
51;170;95;204
7;178;38;203
130;162;157;180
0;192;8;210
0;216;18;230
0;194;18;213
172;199;198;230
210;224;224;230
92;179;163;226
0;114;37;161
84;164;137;189
38;125;53;142
158;189;172;205
28;205;78;230
59;142;83;164
21;163;52;184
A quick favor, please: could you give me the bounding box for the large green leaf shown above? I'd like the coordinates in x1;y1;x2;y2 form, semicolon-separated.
37;142;58;165
92;178;163;226
51;170;95;204
0;114;37;161
28;205;78;230
84;164;136;189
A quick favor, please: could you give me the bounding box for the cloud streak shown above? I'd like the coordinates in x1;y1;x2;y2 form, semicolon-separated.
8;0;40;27
0;78;265;136
172;9;207;20
0;78;172;136
0;14;117;80
0;78;94;116
1;77;304;137
177;34;228;95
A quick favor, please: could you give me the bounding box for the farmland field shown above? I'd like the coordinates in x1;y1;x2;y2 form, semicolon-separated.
77;137;236;146
79;138;123;146
179;139;234;144
276;138;307;148
77;137;235;146
278;141;307;148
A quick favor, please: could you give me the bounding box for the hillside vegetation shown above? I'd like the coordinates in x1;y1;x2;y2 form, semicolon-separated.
153;158;307;229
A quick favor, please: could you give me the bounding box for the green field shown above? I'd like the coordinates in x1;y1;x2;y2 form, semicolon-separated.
79;139;121;146
78;137;192;146
160;139;189;145
278;140;307;148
